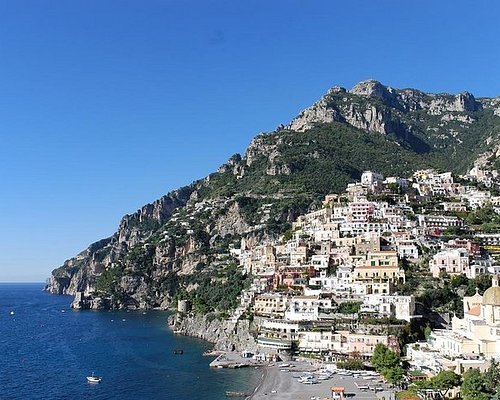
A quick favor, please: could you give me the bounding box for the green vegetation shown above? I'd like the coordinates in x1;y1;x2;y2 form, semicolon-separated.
336;301;362;314
413;370;461;398
336;358;365;370
410;362;500;400
466;204;500;232
396;390;420;400
197;104;500;207
95;266;122;294
172;263;251;314
371;343;404;384
94;265;127;304
460;362;500;400
431;370;462;397
416;273;492;317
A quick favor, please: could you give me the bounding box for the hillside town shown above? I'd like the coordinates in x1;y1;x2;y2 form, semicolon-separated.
221;168;500;397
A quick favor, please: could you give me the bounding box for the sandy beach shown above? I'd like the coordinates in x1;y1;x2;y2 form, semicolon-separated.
248;361;395;400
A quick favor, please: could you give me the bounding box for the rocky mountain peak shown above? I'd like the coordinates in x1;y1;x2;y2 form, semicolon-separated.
350;79;391;98
327;86;347;95
286;80;489;134
287;79;400;133
455;91;478;112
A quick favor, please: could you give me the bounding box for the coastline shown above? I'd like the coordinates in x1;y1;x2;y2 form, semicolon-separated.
246;360;395;400
247;365;268;399
248;360;331;400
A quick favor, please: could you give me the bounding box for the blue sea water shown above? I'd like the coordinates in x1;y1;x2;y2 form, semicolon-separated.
0;283;260;400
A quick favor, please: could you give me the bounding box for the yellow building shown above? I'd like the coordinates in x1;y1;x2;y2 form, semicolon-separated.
353;251;405;294
253;293;287;317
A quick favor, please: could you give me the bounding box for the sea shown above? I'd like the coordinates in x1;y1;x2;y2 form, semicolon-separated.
0;283;261;400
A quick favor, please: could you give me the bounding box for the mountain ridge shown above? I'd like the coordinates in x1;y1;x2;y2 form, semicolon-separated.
46;80;500;310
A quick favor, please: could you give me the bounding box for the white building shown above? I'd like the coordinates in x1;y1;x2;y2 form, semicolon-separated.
298;330;348;353
311;254;330;276
463;190;491;210
361;171;384;187
418;215;463;230
450;275;500;360
298;330;398;357
309;264;366;297
360;294;416;322
385;176;409;191
396;240;420;260
284;296;333;321
411;275;500;368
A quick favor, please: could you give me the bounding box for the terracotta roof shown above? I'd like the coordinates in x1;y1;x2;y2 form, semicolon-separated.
467;305;481;316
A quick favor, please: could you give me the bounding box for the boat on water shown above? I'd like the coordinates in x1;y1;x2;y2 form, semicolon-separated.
86;373;102;383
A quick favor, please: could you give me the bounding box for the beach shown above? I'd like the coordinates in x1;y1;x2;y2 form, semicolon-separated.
248;360;395;400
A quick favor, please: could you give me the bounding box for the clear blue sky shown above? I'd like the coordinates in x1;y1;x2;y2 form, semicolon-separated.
1;0;499;281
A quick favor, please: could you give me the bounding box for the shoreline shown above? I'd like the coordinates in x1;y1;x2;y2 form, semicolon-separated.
247;366;268;399
245;360;396;400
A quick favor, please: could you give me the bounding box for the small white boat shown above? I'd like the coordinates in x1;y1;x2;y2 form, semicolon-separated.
87;373;102;383
298;374;318;384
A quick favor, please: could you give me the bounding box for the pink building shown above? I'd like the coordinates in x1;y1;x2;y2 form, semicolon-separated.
347;333;399;357
429;248;469;278
348;201;375;223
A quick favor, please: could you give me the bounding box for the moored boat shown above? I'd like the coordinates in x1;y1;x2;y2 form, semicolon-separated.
86;373;102;383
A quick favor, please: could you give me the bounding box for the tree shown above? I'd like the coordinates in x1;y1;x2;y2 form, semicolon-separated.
484;360;500;396
383;365;405;384
337;358;365;370
336;301;362;314
282;228;294;242
461;369;489;400
372;343;402;383
424;324;432;340
431;370;461;398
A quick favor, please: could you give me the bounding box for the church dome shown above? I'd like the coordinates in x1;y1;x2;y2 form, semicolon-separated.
483;286;500;305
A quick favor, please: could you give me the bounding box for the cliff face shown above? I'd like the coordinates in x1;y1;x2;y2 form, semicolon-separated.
287;80;482;137
170;314;258;352
47;180;285;310
47;79;500;311
47;186;195;298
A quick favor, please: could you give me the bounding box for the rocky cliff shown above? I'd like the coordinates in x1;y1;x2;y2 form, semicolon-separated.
47;79;500;312
287;79;482;136
170;313;258;352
